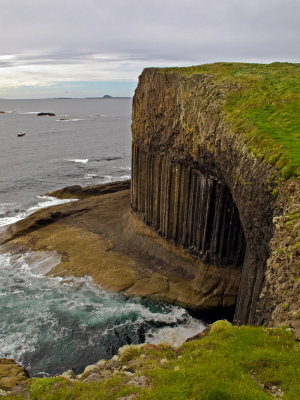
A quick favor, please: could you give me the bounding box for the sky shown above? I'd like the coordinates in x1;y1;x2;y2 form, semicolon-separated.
0;0;299;98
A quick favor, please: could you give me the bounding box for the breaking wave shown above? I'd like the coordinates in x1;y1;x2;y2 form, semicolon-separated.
0;250;205;377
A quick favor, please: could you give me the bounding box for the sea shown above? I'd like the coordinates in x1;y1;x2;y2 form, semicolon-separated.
0;98;205;377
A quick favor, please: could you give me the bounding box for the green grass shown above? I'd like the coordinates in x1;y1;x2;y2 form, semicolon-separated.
160;63;300;178
142;322;300;400
7;322;300;399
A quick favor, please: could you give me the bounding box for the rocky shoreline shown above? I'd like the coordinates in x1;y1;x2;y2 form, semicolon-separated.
0;180;240;311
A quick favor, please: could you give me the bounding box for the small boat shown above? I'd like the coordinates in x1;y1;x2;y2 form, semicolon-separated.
17;132;26;137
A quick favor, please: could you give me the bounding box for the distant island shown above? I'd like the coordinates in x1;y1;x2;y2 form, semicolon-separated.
86;95;131;99
50;96;131;100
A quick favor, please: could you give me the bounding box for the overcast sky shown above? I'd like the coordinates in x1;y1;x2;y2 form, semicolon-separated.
0;0;299;98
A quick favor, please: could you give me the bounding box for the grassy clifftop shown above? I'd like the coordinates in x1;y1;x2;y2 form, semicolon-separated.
6;321;300;399
160;63;300;178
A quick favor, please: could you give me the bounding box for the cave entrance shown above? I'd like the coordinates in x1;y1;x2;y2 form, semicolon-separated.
175;167;247;269
131;145;246;270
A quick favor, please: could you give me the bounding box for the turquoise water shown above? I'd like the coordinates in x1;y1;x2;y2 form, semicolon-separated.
0;250;205;377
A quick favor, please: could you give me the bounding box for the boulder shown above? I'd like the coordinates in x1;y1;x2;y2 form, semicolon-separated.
0;359;28;391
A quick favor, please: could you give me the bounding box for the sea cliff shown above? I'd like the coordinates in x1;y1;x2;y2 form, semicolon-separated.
131;63;299;327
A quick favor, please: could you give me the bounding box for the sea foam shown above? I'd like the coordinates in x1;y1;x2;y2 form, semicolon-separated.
0;196;77;228
66;159;89;164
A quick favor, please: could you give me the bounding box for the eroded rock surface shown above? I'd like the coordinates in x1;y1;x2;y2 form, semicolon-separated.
0;359;28;391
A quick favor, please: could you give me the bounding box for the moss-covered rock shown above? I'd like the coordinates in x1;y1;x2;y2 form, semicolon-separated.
0;359;28;391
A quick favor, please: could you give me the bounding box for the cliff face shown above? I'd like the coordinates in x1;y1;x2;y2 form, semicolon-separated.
131;67;299;326
131;145;246;268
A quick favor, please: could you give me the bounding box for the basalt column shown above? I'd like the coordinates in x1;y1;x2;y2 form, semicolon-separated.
131;144;246;269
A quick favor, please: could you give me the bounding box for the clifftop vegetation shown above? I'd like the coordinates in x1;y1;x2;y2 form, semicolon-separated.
5;322;300;399
160;62;300;179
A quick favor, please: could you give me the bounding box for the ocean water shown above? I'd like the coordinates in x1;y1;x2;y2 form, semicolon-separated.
0;99;205;376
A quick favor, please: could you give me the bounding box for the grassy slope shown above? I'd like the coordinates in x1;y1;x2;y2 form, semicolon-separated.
160;62;300;178
7;322;300;400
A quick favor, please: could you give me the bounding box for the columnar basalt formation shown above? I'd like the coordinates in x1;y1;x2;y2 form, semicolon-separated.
131;68;294;325
131;145;246;268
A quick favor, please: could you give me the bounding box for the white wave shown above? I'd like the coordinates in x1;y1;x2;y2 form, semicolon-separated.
101;175;130;184
0;214;27;228
145;318;206;347
97;299;206;347
34;195;77;209
1;331;39;363
0;248;206;374
0;251;55;361
84;173;97;180
0;202;16;215
10;251;61;276
58;118;86;122
0;196;77;228
102;175;113;183
128;302;188;325
66;159;88;164
112;166;131;171
16;111;40;115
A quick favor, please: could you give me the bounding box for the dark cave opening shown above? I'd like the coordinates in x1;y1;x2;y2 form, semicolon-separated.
131;144;250;322
131;144;247;270
188;306;236;324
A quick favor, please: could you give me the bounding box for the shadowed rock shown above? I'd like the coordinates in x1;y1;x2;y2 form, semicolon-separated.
37;112;56;116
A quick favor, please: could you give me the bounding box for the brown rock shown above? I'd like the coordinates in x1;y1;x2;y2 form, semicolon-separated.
82;372;103;382
142;344;159;351
0;359;28;391
117;395;137;400
37;112;56;116
128;375;152;388
45;180;130;200
100;369;112;378
291;320;300;341
60;369;77;380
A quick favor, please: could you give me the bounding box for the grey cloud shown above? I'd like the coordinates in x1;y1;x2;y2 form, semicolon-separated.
0;0;299;91
1;0;299;56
